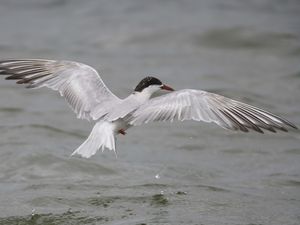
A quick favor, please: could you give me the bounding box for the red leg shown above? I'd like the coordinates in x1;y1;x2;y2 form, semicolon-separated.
118;129;126;135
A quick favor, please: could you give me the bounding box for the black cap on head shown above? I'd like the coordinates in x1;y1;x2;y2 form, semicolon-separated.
134;76;162;92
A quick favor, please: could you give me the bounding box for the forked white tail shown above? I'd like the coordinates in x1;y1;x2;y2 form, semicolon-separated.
71;121;116;158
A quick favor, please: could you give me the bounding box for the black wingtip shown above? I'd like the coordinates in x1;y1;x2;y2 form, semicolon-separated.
254;128;264;134
267;127;277;133
5;76;17;80
240;127;249;133
280;118;298;130
289;123;298;130
0;71;10;76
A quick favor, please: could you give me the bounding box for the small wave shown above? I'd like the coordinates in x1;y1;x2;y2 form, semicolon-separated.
0;107;23;113
0;153;117;182
193;27;299;51
178;144;206;151
286;71;300;79
0;210;107;225
194;184;231;193
285;148;300;154
0;124;85;138
1;0;69;9
30;124;85;138
287;47;300;57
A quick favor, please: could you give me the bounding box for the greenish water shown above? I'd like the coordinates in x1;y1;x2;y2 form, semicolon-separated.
0;0;299;224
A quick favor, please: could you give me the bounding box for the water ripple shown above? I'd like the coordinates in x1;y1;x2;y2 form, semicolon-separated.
0;211;107;225
0;107;23;113
0;124;85;138
193;27;299;52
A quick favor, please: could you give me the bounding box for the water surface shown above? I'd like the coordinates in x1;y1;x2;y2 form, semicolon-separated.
0;0;299;224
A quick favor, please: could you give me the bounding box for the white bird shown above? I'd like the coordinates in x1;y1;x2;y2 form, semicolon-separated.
0;59;297;158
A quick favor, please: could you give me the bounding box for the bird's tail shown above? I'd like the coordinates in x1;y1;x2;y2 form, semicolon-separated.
71;121;116;158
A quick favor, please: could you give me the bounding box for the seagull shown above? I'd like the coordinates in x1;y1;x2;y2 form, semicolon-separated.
0;59;297;158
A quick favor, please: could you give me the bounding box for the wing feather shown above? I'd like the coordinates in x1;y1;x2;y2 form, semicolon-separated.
129;89;297;133
0;59;120;120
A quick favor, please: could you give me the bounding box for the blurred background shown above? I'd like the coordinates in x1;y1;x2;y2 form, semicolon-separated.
0;0;299;224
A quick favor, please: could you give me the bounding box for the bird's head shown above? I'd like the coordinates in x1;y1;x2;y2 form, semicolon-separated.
134;76;174;96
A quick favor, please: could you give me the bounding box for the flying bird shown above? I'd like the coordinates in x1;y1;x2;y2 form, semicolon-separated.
0;59;297;158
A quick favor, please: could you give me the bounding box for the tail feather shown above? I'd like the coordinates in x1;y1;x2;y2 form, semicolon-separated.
71;121;116;158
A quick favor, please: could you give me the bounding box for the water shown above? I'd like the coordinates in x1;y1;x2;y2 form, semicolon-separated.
0;0;300;224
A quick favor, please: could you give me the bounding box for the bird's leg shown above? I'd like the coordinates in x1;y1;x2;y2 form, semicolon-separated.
118;129;126;135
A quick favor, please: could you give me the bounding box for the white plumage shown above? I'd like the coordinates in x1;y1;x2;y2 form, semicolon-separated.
0;59;297;158
71;121;116;158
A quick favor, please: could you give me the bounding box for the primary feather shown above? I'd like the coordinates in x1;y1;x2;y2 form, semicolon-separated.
0;59;120;120
0;58;297;158
128;89;297;133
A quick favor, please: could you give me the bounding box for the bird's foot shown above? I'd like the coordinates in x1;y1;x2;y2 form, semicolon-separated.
118;129;126;135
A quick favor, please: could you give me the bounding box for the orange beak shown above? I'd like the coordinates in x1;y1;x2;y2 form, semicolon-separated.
161;84;175;91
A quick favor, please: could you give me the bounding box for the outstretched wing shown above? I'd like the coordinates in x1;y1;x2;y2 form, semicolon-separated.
0;59;121;120
129;89;297;133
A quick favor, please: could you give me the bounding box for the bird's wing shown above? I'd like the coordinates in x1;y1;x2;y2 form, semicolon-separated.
128;89;297;133
0;59;121;120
